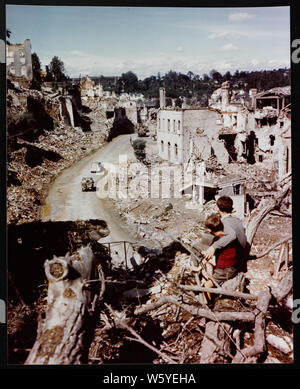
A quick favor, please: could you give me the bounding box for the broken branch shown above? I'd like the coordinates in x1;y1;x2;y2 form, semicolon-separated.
252;236;292;259
134;296;255;322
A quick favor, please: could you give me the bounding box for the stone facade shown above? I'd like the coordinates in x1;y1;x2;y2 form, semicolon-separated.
7;39;33;83
157;108;226;164
157;109;186;163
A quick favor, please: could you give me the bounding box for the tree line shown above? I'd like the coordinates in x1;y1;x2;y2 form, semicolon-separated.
114;68;290;101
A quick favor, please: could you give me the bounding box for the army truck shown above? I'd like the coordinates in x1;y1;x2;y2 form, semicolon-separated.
81;177;95;191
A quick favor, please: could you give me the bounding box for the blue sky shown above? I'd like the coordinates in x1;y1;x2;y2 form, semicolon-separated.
6;5;290;79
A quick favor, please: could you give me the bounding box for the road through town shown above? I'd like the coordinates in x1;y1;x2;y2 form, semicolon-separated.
42;134;138;267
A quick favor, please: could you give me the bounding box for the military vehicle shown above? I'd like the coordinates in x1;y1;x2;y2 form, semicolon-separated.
91;162;103;174
81;177;95;191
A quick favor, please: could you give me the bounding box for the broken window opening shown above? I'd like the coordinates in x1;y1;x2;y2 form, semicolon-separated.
178;120;181;133
269;135;275;146
261;117;268;126
258;154;263;163
242;141;247;153
174;143;178;157
285;147;289;174
246;131;256;164
106;111;114;119
233;184;241;195
168;142;171;159
204;186;219;203
161;140;164;152
257;98;278;110
167;119;170;132
268;117;277;126
219;134;237;162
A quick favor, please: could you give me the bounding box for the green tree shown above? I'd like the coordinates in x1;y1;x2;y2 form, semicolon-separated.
224;71;232;81
117;71;139;94
202;73;210;82
132;139;146;162
48;56;67;82
210;69;222;83
31;52;42;90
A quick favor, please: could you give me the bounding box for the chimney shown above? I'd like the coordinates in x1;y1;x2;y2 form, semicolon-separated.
249;88;257;110
159;87;166;109
221;81;230;111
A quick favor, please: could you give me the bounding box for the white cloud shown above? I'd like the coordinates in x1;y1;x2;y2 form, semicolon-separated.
228;12;254;22
208;31;232;40
40;49;289;79
176;46;184;52
208;30;247;40
218;43;239;52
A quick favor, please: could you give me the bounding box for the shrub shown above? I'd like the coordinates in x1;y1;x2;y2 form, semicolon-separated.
132;139;146;161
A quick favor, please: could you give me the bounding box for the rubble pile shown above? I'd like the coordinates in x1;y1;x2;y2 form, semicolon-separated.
87;239;293;364
81;98;114;134
7;85;111;225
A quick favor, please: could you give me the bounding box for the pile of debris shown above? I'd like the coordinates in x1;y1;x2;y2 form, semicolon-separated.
87;243;293;364
8;212;293;365
7;84;112;225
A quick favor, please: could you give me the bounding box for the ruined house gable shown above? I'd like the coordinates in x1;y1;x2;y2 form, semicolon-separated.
6;39;33;83
183;109;222;139
254;86;290;112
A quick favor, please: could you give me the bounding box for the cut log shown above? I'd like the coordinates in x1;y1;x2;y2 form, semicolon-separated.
25;245;104;365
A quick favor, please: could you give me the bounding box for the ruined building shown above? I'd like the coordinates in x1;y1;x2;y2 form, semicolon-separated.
209;82;291;179
156;87;229;165
155;82;291;217
79;75;104;98
6;39;33;87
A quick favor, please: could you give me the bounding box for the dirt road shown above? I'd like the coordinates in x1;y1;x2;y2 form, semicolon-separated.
42;134;138;267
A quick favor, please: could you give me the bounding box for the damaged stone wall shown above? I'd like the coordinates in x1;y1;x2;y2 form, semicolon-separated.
7;39;33;83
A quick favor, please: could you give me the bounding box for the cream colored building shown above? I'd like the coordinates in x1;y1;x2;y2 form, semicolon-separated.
157;107;227;164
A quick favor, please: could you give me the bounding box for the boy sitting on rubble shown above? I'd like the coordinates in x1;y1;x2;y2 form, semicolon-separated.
202;195;248;273
204;213;239;287
191;213;240;304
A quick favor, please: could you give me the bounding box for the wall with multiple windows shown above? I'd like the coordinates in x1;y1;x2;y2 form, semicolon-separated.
157;108;223;164
157;110;187;163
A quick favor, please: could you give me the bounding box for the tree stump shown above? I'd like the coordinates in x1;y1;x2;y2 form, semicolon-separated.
25;245;104;365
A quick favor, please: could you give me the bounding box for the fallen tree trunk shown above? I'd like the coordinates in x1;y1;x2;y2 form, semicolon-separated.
25;246;104;365
232;289;271;363
246;181;291;246
134;296;255;322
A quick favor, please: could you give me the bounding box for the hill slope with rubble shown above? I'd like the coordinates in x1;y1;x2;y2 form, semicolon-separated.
7;83;293;365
